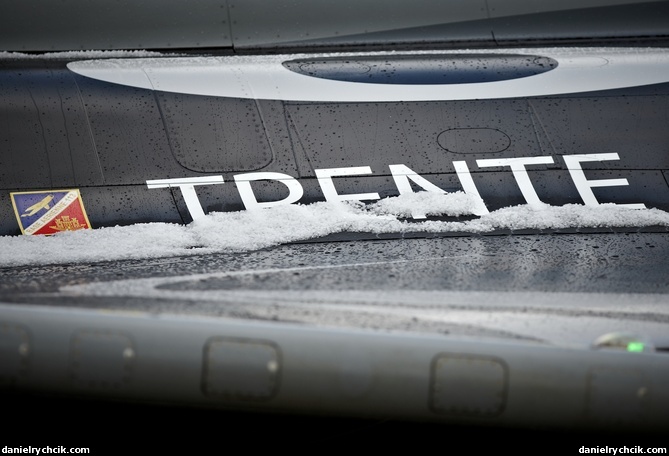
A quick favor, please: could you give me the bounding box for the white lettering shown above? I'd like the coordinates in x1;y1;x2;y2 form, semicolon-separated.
234;172;304;210
388;163;489;217
562;153;645;208
389;164;448;196
389;164;445;218
452;161;490;216
476;156;554;207
146;176;224;220
144;154;645;219
315;166;380;202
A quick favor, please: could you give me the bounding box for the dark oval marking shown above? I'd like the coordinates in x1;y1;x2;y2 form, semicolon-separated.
298;61;371;78
437;128;511;154
283;54;557;85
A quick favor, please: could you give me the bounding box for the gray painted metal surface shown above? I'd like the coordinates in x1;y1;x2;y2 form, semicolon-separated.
2;49;669;235
1;233;668;436
1;302;667;431
2;1;669;446
0;0;233;52
1;0;668;51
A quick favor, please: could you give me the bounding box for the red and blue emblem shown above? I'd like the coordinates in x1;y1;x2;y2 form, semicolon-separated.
10;189;92;235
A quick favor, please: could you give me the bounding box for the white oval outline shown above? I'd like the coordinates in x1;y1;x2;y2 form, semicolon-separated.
66;48;669;102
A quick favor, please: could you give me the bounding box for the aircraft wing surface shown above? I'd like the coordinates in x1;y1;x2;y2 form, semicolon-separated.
2;1;669;452
2;231;668;451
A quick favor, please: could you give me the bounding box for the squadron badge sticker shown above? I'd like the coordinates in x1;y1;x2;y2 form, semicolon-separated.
10;189;92;235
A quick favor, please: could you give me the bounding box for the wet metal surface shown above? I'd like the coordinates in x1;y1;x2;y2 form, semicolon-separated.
2;232;668;348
